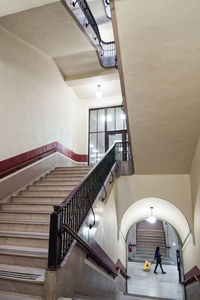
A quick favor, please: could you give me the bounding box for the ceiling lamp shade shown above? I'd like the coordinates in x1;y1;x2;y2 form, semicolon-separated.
146;206;156;223
96;84;102;98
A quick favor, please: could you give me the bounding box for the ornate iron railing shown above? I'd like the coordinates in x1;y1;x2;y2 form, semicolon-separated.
48;142;130;270
103;0;111;19
63;0;117;68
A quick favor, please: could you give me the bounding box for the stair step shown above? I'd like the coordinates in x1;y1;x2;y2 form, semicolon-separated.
44;175;84;180
0;231;49;248
55;167;91;170
19;190;71;197
11;196;65;204
28;185;76;191
0;264;44;296
1;203;53;212
0;220;49;233
0;291;42;300
34;181;79;186
0;245;48;268
0;211;50;221
50;170;89;174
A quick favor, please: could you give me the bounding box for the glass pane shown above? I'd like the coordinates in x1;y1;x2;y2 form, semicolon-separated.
108;133;122;148
98;133;105;159
107;108;115;131
89;133;97;165
116;107;126;130
90;110;97;132
98;109;105;132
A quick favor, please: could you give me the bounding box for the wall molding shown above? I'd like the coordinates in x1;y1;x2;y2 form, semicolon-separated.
0;142;88;179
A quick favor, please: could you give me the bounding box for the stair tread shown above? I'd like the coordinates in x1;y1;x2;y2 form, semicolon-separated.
4;203;54;206
0;231;49;239
0;264;45;282
0;220;49;224
0;291;42;300
0;210;51;214
0;245;48;257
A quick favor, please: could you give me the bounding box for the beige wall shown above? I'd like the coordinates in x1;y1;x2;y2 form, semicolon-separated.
188;137;200;271
0;26;87;161
94;173;196;272
95;183;126;266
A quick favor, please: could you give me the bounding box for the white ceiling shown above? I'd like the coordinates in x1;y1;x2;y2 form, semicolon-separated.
0;1;113;79
121;198;190;243
0;0;59;17
66;71;121;99
115;0;200;173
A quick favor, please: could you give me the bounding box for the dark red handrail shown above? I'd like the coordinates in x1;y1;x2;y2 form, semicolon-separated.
0;148;56;179
55;143;117;211
62;223;129;280
182;265;200;287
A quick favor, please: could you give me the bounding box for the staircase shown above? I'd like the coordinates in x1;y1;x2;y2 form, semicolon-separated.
135;220;168;263
0;166;91;300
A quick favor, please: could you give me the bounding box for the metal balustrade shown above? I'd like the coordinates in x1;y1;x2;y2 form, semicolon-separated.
63;0;117;68
48;142;130;270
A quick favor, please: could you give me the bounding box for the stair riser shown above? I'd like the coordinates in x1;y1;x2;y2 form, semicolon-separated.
28;186;76;191
0;237;48;248
0;278;43;296
50;171;88;174
0;223;49;233
35;181;79;185
11;197;64;204
55;167;90;170
0;254;47;268
0;213;50;221
137;241;166;245
20;191;71;197
45;175;83;179
1;205;53;212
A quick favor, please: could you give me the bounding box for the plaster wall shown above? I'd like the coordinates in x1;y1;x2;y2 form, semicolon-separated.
189;137;200;270
94;183;126;266
116;174;192;235
0;26;87;161
115;174;196;272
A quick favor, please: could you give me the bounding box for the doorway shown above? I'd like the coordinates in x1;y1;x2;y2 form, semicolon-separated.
88;105;128;165
126;219;184;300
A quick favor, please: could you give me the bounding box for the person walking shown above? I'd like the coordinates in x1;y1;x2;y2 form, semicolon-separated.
154;246;166;274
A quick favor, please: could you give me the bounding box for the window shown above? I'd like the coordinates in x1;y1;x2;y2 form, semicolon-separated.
89;105;127;165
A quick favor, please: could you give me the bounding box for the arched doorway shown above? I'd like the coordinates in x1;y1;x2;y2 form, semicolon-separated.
120;198;191;300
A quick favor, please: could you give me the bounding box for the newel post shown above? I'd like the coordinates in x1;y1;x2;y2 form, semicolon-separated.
48;210;62;270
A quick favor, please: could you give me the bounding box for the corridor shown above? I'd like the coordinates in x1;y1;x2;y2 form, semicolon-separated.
127;262;184;300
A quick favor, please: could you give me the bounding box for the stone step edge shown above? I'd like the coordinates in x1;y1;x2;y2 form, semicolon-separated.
0;232;49;239
0;290;43;300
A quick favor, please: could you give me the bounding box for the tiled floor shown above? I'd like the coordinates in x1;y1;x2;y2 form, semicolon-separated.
127;262;184;300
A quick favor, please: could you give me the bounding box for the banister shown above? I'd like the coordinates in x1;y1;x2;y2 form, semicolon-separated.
0;148;56;179
182;265;200;287
63;0;117;68
62;223;118;278
56;144;116;211
48;141;131;270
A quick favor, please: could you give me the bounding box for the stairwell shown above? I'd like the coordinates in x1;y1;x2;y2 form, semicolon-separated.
135;220;168;263
0;166;91;300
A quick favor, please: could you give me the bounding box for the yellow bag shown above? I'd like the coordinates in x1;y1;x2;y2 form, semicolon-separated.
143;260;151;271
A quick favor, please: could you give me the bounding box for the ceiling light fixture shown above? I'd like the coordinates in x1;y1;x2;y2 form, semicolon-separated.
96;84;102;98
146;206;156;224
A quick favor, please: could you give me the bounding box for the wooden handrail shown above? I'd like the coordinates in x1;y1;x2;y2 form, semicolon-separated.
62;223;118;278
55;141;129;212
62;224;129;280
0;148;56;179
55;143;118;211
182;265;200;287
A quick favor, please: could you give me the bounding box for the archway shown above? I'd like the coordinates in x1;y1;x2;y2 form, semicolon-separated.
120;197;191;244
120;198;190;300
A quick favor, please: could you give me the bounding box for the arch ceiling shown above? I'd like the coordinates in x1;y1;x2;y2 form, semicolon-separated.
120;197;191;243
